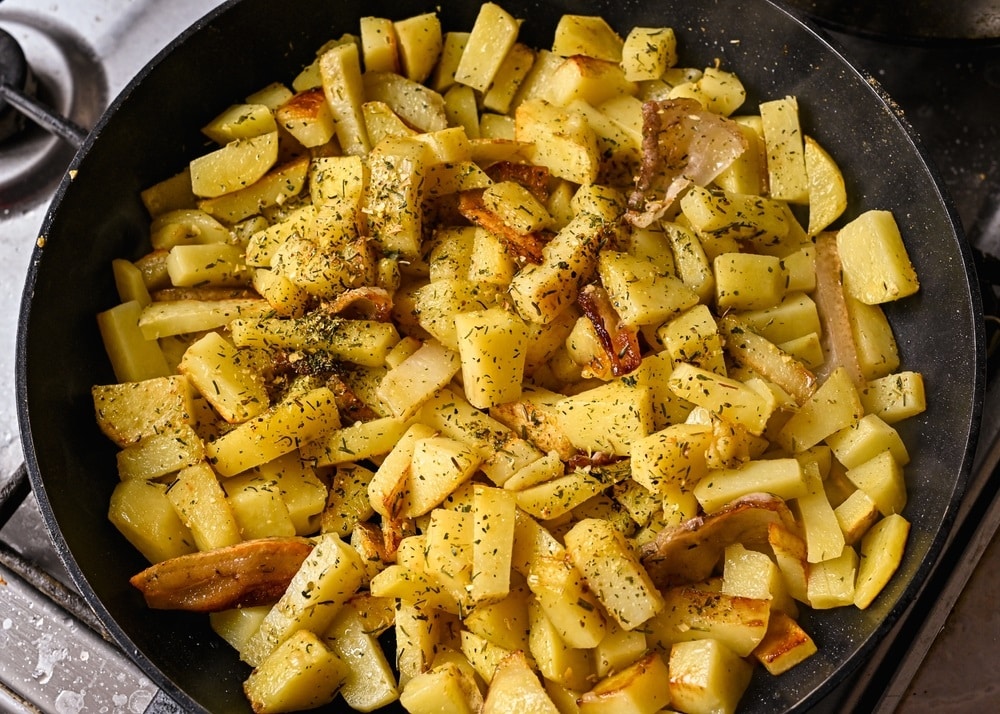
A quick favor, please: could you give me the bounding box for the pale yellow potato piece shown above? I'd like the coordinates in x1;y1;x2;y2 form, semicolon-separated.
189;131;278;198
837;209;920;304
805;134;847;235
854;512;910;609
108;480;195;563
167;461;241;552
669;639;754;714
455;2;520;92
359;16;400;74
244;629;348;714
178;331;269;423
578;652;671;714
621;26;677;81
752;611;817;676
551;14;623;61
394;12;442;84
564;518;664;629
206;386;341;477
760;95;808;204
318;41;371;156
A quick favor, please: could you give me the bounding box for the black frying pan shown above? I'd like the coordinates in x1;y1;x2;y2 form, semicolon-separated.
15;0;985;712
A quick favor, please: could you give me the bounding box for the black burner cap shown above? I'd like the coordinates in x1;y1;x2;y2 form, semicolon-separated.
0;27;32;142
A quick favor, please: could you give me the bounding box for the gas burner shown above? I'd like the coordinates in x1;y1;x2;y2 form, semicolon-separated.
0;11;105;212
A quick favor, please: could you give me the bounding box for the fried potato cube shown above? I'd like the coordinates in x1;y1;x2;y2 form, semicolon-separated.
735;291;821;344
600;250;700;327
97;300;172;383
377;339;462;419
854;512;910;609
647;586;770;658
551;14;623;61
804;134;847;235
167;461;242;552
776;367;863;452
483;651;561;714
364;136;432;260
318;41;371;156
760;95;808;204
92;375;193;448
667;362;775;436
206;387;341;477
752;610;817;676
419;387;542;486
796;466;847;564
116;422;206;481
197;157;305;226
806;545;858;609
108;479;196;563
461;629;514;684
359;16;400;74
722;543;798;617
400;660;482;714
579;652;671;714
621;26;677;81
714;252;785;312
837;209;919;304
826;413;909;470
668;639;753;714
138;297;270;340
244;629;347;714
845;294;902;380
189;131;279;198
464;584;532;653
554;379;653;456
631;424;713;495
527;598;595;691
471;485;518;603
845;449;907;517
324;599;400;712
545;55;636;108
834;488;881;546
565;517;664;629
364;71;448;134
225;472;296;541
527;553;607;649
275;88;336;148
859;371;927;424
658;304;726;374
669;66;746;117
231;315;399;368
406;436;482;517
515;98;600;185
483;42;535;114
455;307;529;409
243;533;365;667
455;2;520;92
302;415;410;468
178;331;268;424
394;12;443;84
694;458;807;514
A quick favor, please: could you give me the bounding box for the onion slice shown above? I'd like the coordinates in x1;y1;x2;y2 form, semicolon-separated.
813;231;865;387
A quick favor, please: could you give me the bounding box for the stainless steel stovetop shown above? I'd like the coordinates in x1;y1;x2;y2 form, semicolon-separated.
1;1;998;713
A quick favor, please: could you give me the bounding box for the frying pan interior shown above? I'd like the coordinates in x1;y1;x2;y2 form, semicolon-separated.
16;0;984;712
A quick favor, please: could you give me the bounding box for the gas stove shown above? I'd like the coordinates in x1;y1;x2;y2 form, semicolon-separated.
0;1;998;713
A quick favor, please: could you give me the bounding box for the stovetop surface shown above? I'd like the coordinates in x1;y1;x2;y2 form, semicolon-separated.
0;1;998;713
